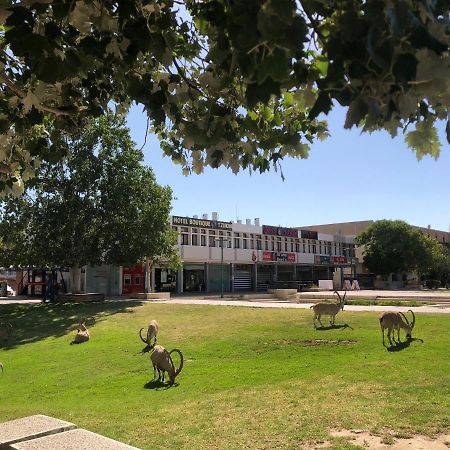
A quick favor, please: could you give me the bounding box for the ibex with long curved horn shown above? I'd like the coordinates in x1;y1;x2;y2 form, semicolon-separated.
71;317;94;344
380;310;416;346
151;344;183;385
310;291;346;327
139;319;159;353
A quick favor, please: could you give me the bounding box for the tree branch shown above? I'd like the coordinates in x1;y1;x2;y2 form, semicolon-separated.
0;73;72;117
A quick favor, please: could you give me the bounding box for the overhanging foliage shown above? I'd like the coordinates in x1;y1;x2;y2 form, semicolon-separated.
0;0;448;194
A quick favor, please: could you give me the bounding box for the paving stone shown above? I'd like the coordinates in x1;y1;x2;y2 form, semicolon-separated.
10;429;140;450
0;415;76;448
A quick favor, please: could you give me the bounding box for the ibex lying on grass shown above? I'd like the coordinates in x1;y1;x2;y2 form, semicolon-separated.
0;322;13;342
380;310;416;345
150;344;184;385
71;317;94;344
311;291;346;328
139;319;159;353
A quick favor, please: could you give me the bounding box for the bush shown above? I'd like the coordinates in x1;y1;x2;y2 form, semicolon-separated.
426;279;441;289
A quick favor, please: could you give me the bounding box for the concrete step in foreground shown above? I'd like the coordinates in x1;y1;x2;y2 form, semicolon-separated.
0;415;139;450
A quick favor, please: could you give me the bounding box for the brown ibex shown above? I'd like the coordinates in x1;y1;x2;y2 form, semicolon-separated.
71;317;94;344
139;319;159;353
150;344;184;385
380;310;416;345
0;322;13;342
310;291;346;328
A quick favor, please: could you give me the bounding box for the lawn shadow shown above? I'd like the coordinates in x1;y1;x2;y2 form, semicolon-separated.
144;379;179;390
314;323;354;331
385;337;424;352
0;300;144;350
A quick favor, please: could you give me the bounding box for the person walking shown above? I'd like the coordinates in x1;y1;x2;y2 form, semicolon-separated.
42;272;55;303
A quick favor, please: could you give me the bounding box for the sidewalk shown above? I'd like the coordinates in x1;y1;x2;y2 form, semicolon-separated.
2;290;450;314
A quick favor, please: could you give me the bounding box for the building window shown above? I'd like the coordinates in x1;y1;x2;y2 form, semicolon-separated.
192;234;198;246
312;242;317;253
277;238;282;251
257;238;262;250
124;274;131;285
181;227;189;245
234;237;240;248
201;234;206;246
243;233;248;249
295;241;300;252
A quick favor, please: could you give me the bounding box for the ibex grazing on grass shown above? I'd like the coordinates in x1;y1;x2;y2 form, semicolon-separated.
139;319;159;353
380;310;416;346
71;317;94;344
311;291;346;328
150;344;184;385
0;322;13;342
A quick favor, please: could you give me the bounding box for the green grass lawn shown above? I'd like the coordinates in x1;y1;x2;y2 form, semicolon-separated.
1;301;449;449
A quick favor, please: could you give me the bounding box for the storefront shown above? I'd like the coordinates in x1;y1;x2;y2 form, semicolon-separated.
183;264;206;292
154;268;177;292
122;265;144;295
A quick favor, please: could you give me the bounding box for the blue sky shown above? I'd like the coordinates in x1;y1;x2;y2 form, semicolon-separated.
127;105;449;232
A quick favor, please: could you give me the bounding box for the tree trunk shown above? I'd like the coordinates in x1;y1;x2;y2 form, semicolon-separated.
70;265;81;293
145;258;152;293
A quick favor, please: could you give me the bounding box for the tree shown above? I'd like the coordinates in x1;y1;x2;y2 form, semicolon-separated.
356;220;445;277
0;0;448;194
0;114;179;290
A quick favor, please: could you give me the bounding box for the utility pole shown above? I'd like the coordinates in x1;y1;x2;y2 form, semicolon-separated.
215;236;230;298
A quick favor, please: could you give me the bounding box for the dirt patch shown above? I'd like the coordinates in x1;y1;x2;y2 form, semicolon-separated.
273;339;357;347
330;429;450;449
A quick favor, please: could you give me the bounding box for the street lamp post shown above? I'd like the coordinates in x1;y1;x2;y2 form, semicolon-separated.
215;236;230;298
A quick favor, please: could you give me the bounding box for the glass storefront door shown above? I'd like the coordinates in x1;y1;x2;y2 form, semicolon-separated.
183;264;205;292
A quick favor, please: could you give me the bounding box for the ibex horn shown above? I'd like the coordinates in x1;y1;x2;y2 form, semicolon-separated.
139;328;148;344
398;312;409;325
334;290;341;301
408;309;416;328
169;349;184;377
342;291;347;303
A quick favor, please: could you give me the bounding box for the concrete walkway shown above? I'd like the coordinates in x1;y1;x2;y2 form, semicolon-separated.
0;415;139;449
2;290;450;314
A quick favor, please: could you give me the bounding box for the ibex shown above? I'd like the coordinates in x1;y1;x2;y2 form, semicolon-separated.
150;344;184;385
310;291;346;328
139;319;159;353
71;317;94;344
380;310;416;345
0;322;13;342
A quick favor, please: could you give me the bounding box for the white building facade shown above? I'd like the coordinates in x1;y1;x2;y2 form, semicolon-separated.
163;212;358;294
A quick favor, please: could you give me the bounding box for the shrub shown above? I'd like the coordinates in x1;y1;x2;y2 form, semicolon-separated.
426;279;441;289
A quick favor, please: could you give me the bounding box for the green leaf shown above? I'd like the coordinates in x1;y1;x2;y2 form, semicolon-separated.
405;121;440;159
344;98;368;129
245;78;281;109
